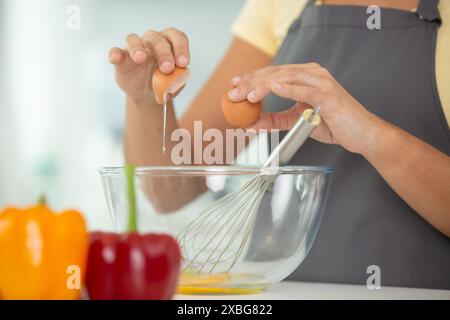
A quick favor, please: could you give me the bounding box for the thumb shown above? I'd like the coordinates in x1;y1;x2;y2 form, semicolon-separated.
249;102;311;131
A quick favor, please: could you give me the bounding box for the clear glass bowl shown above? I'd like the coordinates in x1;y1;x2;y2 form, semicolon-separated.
100;166;333;295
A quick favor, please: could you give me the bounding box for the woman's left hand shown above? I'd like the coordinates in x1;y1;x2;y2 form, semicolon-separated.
228;63;385;156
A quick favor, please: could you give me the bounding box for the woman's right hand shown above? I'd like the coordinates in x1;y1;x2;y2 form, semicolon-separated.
109;28;190;101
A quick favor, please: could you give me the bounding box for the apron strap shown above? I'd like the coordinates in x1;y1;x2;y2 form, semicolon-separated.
416;0;442;26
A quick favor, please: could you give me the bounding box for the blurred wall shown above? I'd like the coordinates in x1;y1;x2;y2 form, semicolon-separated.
0;0;245;229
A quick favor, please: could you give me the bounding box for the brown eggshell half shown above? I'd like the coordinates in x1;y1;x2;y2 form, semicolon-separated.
152;67;190;104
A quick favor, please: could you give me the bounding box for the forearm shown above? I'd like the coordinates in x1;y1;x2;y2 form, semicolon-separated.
124;94;178;166
363;119;450;236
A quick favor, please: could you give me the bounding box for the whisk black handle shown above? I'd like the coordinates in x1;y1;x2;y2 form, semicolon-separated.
262;108;321;168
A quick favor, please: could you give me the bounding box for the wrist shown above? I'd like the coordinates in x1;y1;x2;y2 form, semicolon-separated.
127;92;158;107
360;115;394;161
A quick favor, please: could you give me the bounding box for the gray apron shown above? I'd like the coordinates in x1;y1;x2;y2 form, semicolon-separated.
263;0;450;289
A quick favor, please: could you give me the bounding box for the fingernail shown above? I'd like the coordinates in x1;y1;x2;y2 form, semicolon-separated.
161;61;173;72
228;88;240;99
177;55;187;66
271;82;282;90
231;76;241;85
109;53;120;63
247;90;257;102
134;51;146;62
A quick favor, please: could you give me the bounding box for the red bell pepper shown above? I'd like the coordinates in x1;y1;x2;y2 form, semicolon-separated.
85;165;181;300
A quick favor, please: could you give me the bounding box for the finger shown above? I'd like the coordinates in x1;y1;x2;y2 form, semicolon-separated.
228;69;272;102
242;67;318;103
230;63;322;87
143;30;175;73
270;82;323;107
244;68;292;103
230;75;243;86
246;78;274;103
125;33;148;64
281;69;335;92
162;28;190;67
229;64;325;102
109;47;125;64
250;102;310;131
229;66;271;87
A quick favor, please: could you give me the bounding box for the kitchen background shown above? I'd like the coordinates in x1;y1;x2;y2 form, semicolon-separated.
0;0;247;229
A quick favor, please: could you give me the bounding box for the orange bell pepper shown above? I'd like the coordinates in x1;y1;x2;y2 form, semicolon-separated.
0;197;88;299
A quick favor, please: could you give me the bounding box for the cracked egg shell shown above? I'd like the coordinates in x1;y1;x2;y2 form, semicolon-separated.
152;67;189;104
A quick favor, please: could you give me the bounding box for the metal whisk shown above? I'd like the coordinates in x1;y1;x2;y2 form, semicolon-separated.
177;107;322;274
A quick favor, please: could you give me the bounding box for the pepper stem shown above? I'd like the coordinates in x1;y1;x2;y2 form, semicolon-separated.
125;164;138;233
38;193;47;206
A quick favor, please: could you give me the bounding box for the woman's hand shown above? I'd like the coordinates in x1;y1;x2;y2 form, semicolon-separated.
109;28;190;101
228;63;385;156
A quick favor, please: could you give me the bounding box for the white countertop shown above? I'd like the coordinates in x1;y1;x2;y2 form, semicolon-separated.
176;281;450;300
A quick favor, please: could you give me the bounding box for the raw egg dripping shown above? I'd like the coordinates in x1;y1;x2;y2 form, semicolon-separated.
152;67;190;153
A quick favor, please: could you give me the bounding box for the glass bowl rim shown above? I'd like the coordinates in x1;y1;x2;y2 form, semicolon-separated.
99;165;334;176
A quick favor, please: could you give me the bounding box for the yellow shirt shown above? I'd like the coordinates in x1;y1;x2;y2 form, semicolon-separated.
231;0;450;125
